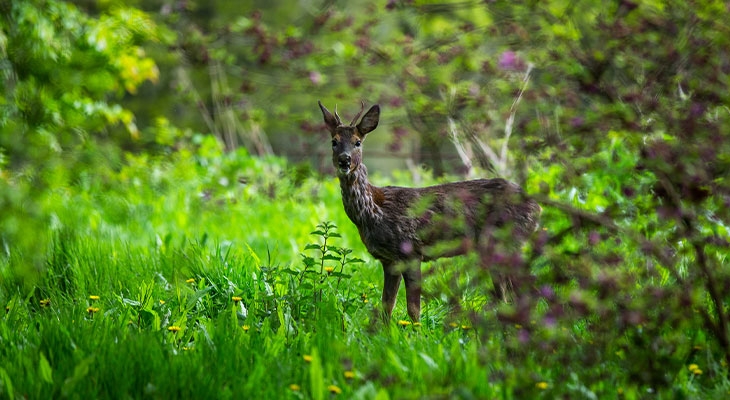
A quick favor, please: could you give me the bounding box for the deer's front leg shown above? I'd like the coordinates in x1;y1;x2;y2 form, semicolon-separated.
381;262;402;321
402;262;422;322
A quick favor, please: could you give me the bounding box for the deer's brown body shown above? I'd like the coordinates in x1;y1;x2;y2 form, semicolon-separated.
319;101;541;321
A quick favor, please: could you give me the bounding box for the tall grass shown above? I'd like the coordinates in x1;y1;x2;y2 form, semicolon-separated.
1;139;725;398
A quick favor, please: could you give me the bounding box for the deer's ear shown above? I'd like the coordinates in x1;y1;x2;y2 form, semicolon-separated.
318;101;339;134
357;105;380;135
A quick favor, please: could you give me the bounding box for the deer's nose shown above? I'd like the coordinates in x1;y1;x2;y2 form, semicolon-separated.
338;154;351;169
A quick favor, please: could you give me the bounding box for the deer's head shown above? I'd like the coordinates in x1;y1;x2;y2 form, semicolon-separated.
318;101;380;178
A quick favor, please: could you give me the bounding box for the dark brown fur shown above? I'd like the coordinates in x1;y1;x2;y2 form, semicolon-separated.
318;101;541;321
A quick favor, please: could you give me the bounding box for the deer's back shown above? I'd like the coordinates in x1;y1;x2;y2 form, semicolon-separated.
356;178;540;263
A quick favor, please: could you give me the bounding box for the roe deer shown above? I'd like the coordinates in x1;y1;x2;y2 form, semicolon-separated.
318;101;541;322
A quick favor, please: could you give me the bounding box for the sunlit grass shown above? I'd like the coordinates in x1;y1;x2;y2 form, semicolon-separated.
0;149;726;399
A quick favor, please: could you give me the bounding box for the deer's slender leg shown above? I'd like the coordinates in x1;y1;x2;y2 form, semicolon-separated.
402;262;422;322
382;262;402;321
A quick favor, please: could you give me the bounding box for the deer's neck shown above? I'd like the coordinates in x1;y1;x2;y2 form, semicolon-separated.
339;164;383;226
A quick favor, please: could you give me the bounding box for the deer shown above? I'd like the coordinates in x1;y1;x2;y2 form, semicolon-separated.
318;101;541;322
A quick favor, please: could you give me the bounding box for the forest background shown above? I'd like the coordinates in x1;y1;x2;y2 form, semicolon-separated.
1;0;730;398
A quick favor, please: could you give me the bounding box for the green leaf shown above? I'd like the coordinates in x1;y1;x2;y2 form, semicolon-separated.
304;244;322;251
0;366;13;399
39;352;53;384
308;348;324;400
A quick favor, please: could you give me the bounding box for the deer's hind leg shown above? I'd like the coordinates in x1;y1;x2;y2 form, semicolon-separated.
402;261;422;322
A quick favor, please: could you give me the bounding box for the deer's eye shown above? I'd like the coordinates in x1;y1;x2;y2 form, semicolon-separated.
331;139;338;148
354;140;362;147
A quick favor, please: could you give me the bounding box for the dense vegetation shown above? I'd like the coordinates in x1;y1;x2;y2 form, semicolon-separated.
1;0;729;398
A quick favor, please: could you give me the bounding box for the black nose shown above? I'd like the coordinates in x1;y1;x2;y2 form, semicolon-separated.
338;154;351;169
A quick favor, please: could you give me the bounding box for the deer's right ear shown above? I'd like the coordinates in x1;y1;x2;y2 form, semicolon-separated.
318;101;339;134
357;105;380;135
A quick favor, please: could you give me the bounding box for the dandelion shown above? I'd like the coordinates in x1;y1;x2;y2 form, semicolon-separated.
461;325;471;330
40;299;51;307
688;364;699;372
242;325;250;332
89;295;100;301
185;278;195;284
693;369;703;375
303;354;313;363
159;300;166;305
536;381;549;390
289;384;301;391
449;322;458;328
398;320;412;326
344;370;355;379
86;307;100;314
413;322;422;327
232;296;242;303
167;326;182;332
327;385;342;394
324;267;334;274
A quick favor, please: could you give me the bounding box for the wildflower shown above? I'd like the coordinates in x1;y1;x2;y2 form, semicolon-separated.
327;385;342;394
324;267;334;274
461;325;471;330
344;370;355;379
186;278;195;284
688;364;699;372
413;322;422;327
40;299;51;307
89;295;100;301
242;325;250;332
86;307;100;314
167;326;182;332
397;320;411;326
693;369;703;375
159;300;166;305
289;384;301;391
303;354;313;363
232;296;242;303
536;381;549;390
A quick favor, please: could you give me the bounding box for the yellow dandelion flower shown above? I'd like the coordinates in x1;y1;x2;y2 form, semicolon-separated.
363;299;369;303
413;322;422;327
289;384;301;391
232;296;242;302
242;325;250;332
327;385;342;394
89;295;100;301
398;320;412;326
86;307;100;314
159;299;166;305
536;381;549;390
344;370;355;379
693;368;703;375
324;267;334;274
449;322;458;328
40;299;51;307
688;364;699;372
461;325;471;330
167;325;182;332
186;278;195;283
303;354;313;363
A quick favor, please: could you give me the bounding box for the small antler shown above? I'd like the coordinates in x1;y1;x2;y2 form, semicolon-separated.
334;105;343;126
349;101;366;126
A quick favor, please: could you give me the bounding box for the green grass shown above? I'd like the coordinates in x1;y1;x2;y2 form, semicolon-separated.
1;144;727;399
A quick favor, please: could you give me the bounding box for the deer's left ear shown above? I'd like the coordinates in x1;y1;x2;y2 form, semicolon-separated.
357;105;380;136
318;101;340;134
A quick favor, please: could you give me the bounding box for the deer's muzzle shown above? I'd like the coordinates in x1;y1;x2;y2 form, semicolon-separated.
337;154;351;172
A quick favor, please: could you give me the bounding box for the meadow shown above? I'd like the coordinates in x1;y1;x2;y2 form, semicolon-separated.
1;136;728;399
2;1;730;398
